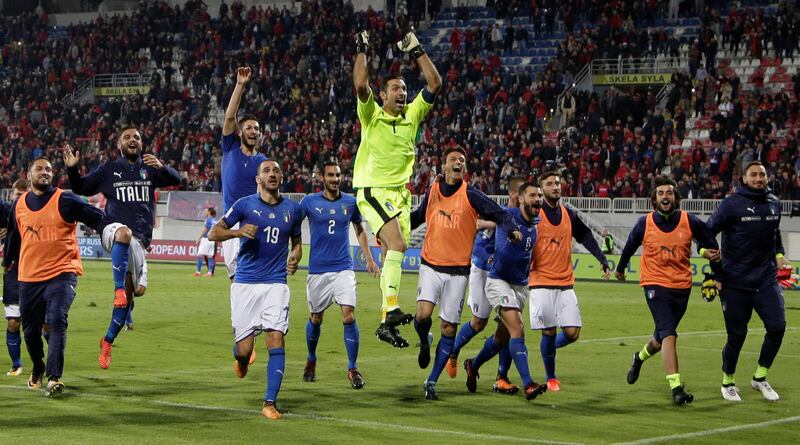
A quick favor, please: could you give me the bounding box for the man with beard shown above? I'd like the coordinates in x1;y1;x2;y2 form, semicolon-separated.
353;30;442;348
3;158;105;397
529;171;610;392
209;160;303;420
616;176;719;405
706;161;789;402
65;126;181;369
221;66;270;280
462;182;548;401
298;161;380;389
0;179;28;376
409;147;519;400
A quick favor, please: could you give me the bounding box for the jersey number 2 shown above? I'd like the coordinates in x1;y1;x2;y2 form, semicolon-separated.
328;220;335;234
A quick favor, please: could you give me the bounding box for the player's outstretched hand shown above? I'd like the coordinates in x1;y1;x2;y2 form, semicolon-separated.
366;259;381;278
236;66;251;85
355;30;369;54
237;224;258;239
702;248;721;262
287;255;299;275
614;270;626;281
63;144;79;168
397;32;421;52
601;264;612;281
508;230;523;243
142;154;165;169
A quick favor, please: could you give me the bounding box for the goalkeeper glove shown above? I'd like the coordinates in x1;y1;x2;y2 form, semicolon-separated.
397;32;426;59
355;30;369;54
701;273;719;302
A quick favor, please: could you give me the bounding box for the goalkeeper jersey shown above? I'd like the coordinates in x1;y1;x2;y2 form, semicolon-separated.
353;90;433;188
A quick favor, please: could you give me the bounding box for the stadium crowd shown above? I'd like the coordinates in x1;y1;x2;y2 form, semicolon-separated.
0;0;797;200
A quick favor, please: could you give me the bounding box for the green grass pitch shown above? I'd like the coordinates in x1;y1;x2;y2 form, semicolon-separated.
1;262;798;444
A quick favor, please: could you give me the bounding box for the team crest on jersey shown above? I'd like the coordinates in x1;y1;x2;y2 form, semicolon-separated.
139;169;148;180
329;209;336;215
342;205;348;215
647;290;655;300
283;210;292;222
385;201;394;212
268;213;276;219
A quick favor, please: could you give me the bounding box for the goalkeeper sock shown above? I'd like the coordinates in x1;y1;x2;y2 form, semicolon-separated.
722;373;736;386
638;344;654;362
381;250;404;311
753;365;769;381
666;373;682;390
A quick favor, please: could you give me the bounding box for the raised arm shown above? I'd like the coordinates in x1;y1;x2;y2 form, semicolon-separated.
353;31;371;103
397;32;442;95
64;144;105;196
223;67;252;137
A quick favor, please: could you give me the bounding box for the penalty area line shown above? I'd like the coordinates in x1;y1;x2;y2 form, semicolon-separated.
612;415;800;445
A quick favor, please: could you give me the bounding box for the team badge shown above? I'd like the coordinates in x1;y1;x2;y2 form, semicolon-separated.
342;205;348;215
283;210;292;223
647;290;655;300
139;169;148;180
385;201;394;212
268;213;276;219
330;209;336;215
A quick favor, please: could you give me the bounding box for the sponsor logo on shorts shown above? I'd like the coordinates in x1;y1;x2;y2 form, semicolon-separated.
385;201;394;212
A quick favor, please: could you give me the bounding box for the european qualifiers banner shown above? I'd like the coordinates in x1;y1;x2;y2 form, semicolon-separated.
592;73;672;85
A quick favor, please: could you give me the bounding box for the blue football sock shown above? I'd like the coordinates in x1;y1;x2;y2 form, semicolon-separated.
472;335;501;372
196;258;203;273
509;337;533;388
413;317;432;346
126;309;133;325
555;332;574;348
208;258;215;273
305;319;321;362
453;321;478;356
343;321;359;369
104;306;129;344
541;334;557;380
6;330;21;368
427;335;455;383
498;345;512;378
111;241;130;291
265;348;286;403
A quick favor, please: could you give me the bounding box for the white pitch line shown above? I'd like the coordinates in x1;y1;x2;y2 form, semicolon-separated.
612;415;800;445
0;384;582;445
680;345;800;359
578;327;800;344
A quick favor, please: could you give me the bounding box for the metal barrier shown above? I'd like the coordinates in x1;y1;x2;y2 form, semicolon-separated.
591;57;682;75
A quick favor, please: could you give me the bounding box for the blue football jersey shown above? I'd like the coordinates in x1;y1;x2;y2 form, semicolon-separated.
489;207;538;286
471;228;495;271
67;157;181;248
222;195;302;284
221;134;269;213
299;192;362;274
202;216;217;238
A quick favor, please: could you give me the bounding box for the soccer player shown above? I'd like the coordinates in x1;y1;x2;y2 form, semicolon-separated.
298;161;380;388
615;176;720;405
65;128;181;369
529;171;611;392
463;182;548;401
195;207;218;277
352;30;442;346
208;159;302;420
2;157;105;397
445;176;524;394
706;161;789;402
1;179;28;376
409;147;518;400
220;66;269;280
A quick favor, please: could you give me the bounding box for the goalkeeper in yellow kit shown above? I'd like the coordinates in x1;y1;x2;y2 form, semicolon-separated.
352;30;442;348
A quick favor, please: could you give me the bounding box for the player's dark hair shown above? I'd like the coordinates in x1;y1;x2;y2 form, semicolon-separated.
538;170;559;183
320;160;340;173
29;157;51;171
118;125;139;139
442;146;467;163
650;175;680;209
743;160;765;174
238;114;259;127
207;207;217;216
380;74;404;92
518;181;538;196
12;179;29;191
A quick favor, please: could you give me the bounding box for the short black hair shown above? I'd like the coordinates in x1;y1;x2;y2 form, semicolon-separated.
650;175;680;209
518;181;538;196
117;125;139;140
442;146;467;163
743;160;765;173
29;157;51;171
380;74;404;92
538;170;559;183
207;207;217;216
320;160;340;173
238;114;259;127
